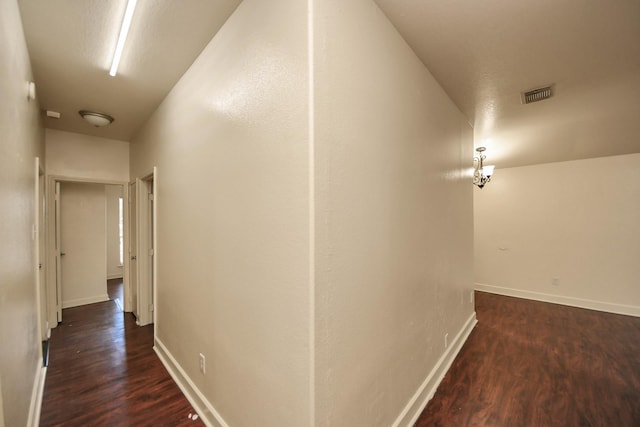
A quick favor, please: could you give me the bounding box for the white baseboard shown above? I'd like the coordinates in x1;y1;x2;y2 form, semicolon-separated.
107;273;124;280
27;364;47;427
62;294;110;309
393;312;478;427
154;337;229;427
475;283;640;317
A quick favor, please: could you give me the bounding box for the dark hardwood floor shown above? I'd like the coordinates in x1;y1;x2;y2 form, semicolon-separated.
40;279;204;426
415;291;640;426
107;277;124;311
41;286;639;426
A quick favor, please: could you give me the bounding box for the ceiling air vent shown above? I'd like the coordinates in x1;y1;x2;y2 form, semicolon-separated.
521;85;553;104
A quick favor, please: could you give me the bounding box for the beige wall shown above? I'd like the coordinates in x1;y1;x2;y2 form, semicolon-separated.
106;185;123;279
475;153;640;316
130;0;311;425
132;0;475;425
0;0;45;425
45;129;129;182
313;0;475;425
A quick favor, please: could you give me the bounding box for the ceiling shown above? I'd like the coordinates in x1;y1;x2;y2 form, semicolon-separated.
18;0;640;168
18;0;242;141
374;0;640;167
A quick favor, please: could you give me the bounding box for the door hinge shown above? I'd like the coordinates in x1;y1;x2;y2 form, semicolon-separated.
148;193;154;201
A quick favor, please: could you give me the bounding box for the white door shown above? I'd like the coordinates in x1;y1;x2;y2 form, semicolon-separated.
129;181;138;319
35;158;47;340
59;183;108;309
136;174;155;326
54;181;62;322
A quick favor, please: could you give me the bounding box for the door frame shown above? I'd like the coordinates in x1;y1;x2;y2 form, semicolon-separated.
45;175;130;327
34;158;48;342
133;168;156;327
128;180;138;318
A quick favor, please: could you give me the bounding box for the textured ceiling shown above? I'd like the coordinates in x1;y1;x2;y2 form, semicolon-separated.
374;0;640;167
18;0;640;168
18;0;242;141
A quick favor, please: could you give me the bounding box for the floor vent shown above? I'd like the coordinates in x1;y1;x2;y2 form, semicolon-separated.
521;85;553;104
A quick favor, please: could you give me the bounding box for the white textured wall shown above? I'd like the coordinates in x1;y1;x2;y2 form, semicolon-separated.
45;129;129;182
0;1;45;425
130;0;311;425
475;154;640;316
313;0;475;425
106;185;123;279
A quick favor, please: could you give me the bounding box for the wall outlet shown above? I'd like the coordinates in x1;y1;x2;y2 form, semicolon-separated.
552;277;560;287
199;353;206;375
444;333;449;349
470;291;474;304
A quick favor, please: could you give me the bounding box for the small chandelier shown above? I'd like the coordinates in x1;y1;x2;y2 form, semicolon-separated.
473;147;495;189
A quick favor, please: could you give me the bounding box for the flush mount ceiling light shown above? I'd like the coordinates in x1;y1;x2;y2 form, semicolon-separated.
79;110;115;127
109;0;138;76
473;147;495;189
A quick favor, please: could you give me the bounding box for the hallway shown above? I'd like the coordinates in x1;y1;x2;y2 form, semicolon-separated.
39;279;203;426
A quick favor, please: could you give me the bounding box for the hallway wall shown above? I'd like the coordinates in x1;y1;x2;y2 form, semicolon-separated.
131;0;475;425
0;1;45;426
45;129;129;182
313;0;474;425
130;0;311;425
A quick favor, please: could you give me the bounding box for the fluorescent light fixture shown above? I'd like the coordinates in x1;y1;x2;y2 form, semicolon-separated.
109;0;138;77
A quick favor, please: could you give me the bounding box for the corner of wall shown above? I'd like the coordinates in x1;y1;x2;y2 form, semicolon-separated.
26;365;47;427
475;283;640;317
153;338;229;427
393;312;477;427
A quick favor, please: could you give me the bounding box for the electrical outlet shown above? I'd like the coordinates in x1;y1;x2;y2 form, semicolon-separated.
470;291;474;304
199;353;206;375
444;333;449;349
552;277;559;287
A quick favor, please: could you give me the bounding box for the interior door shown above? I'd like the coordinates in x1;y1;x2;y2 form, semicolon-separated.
59;182;108;308
54;181;62;322
129;181;138;319
35;159;47;339
136;175;154;326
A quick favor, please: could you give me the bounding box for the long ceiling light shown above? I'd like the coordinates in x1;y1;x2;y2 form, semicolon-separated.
109;0;138;77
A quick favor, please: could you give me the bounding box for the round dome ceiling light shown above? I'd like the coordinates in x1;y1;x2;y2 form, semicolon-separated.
79;110;114;127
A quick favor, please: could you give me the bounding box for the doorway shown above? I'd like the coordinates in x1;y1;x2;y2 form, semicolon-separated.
130;170;155;327
46;177;130;327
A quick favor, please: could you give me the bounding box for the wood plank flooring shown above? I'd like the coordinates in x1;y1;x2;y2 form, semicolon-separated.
40;279;203;426
107;278;124;311
415;291;640;426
